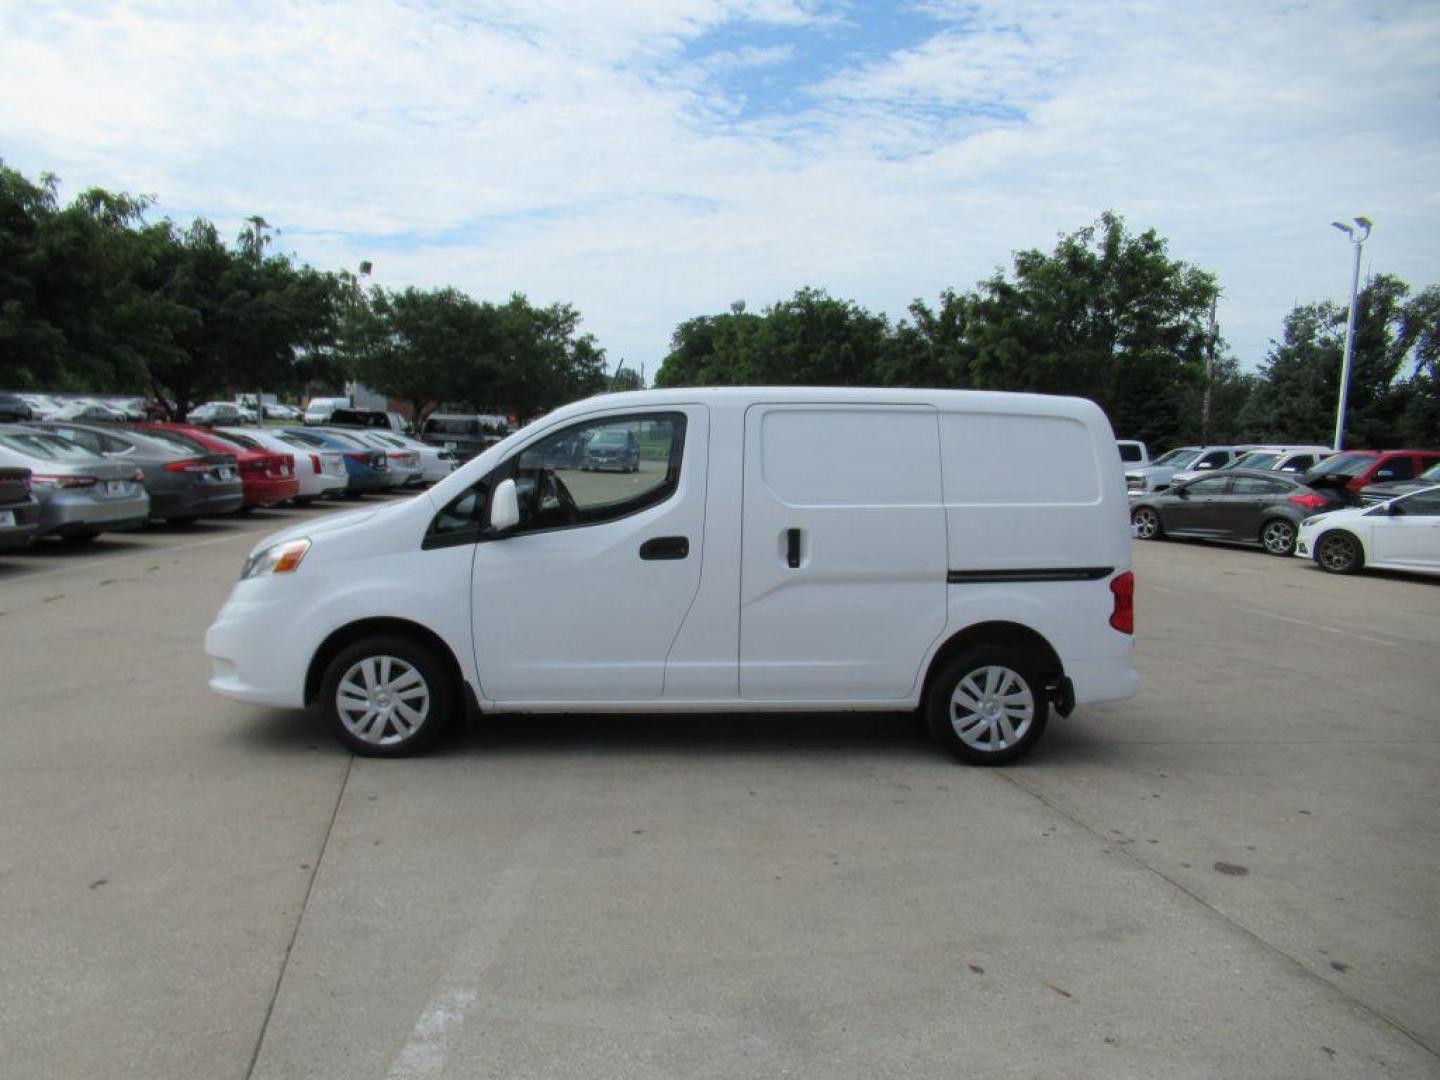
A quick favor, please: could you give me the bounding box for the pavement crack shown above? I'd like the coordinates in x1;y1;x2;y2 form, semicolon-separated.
997;770;1440;1062
245;753;355;1080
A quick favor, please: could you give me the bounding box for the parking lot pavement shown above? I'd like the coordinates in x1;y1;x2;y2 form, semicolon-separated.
2;517;1437;1079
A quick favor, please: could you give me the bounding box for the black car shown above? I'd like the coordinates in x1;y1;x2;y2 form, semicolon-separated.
0;466;42;551
419;415;506;463
28;421;245;523
0;394;35;422
1130;468;1341;556
580;428;640;472
1358;460;1440;506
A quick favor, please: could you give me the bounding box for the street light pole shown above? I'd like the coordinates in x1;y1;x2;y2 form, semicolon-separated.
1330;216;1372;452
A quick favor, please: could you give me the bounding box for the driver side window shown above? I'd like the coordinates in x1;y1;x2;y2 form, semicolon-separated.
509;413;686;534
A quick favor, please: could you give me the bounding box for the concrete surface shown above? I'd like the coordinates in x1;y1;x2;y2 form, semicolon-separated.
0;504;1437;1079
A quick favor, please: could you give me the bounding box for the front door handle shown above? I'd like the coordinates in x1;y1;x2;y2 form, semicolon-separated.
639;536;689;560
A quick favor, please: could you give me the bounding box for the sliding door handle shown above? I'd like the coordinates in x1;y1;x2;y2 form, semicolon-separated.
639;536;689;560
786;528;801;568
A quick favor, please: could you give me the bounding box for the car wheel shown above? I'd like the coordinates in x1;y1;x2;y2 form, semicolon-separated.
320;636;454;757
1259;517;1297;556
1315;530;1364;575
1132;506;1163;540
926;646;1049;766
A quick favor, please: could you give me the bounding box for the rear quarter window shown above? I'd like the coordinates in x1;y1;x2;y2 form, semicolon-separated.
939;413;1100;505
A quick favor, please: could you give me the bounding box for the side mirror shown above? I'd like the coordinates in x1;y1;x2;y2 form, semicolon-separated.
1388;501;1405;516
489;478;520;533
1375;469;1394;480
1175;487;1190;499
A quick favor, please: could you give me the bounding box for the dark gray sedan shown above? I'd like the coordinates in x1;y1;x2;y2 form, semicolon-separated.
0;467;41;551
1130;468;1343;556
29;421;244;523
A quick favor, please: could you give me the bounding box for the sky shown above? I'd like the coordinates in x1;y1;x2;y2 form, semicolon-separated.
3;0;1438;378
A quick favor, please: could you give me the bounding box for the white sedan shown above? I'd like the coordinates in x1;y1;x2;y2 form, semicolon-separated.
216;427;348;501
1295;485;1440;576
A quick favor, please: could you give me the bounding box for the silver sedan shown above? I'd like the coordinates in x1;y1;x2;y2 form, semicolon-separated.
0;426;150;540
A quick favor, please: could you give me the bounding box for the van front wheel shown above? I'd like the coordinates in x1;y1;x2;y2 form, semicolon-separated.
319;636;454;757
927;647;1049;765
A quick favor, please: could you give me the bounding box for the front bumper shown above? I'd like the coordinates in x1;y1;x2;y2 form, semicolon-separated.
206;592;309;707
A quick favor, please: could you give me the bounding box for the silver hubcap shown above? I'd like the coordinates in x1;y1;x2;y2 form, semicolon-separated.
951;666;1035;752
336;656;430;746
1134;510;1158;538
1318;535;1355;572
1263;521;1294;553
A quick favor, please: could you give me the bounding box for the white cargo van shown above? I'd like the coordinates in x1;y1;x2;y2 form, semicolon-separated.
207;388;1138;763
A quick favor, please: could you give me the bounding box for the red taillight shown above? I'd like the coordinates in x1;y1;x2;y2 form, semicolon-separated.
1109;571;1134;634
1288;492;1328;511
310;453;321;475
32;474;98;488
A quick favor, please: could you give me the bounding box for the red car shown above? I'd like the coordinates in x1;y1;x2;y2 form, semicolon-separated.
1303;449;1440;500
137;422;300;507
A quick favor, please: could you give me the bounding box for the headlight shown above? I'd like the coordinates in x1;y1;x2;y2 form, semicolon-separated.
242;538;311;579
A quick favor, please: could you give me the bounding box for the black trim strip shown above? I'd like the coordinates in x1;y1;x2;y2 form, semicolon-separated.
948;566;1114;584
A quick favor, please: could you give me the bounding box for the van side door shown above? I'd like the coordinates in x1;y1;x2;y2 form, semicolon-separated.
739;404;947;701
467;407;707;703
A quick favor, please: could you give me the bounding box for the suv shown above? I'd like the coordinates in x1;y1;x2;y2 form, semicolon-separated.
419;414;507;462
1304;449;1440;501
1126;446;1242;495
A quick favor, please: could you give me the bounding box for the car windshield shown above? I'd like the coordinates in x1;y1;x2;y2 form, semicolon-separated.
1307;452;1375;478
218;431;262;449
1232;452;1279;470
318;430;367;448
0;432;101;461
1151;448;1201;467
144;429;209;454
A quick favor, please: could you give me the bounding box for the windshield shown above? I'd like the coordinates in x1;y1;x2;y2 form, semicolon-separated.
1231;452;1279;470
1151;448;1201;467
1307;452;1374;478
217;431;262;449
0;432;102;462
1418;462;1440;481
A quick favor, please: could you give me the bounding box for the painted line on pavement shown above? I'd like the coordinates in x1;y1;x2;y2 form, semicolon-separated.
1239;607;1400;647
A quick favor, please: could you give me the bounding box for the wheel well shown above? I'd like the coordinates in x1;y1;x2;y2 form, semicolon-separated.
304;617;467;707
921;621;1065;703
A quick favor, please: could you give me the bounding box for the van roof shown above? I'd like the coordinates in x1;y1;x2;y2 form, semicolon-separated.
566;386;1108;421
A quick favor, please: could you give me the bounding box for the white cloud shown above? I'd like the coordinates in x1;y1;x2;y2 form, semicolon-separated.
2;0;1438;376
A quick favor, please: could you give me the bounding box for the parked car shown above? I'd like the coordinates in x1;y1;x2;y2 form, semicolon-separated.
187;402;256;425
1125;445;1243;494
0;466;42;551
1116;440;1149;467
1296;485;1440;576
13;393;63;419
328;408;408;432
138;422;299;507
350;430;457;484
48;399;126;422
0;393;36;422
303;397;351;425
1129;468;1339;556
580;426;642;472
262;403;303;421
1215;445;1332;477
280;427;391;495
206;388;1139;763
1303;450;1440;502
1358;460;1440;506
418;414;507;462
217;427;348;502
336;429;427;487
0;426;150;540
29;421;244;523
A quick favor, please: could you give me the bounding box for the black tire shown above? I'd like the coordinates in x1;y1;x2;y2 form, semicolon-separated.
926;646;1049;766
1259;517;1297;556
1132;505;1163;540
1315;530;1364;575
166;515;199;526
319;635;455;757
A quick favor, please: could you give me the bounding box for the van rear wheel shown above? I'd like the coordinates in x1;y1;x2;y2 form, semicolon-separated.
926;647;1049;765
319;635;454;757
